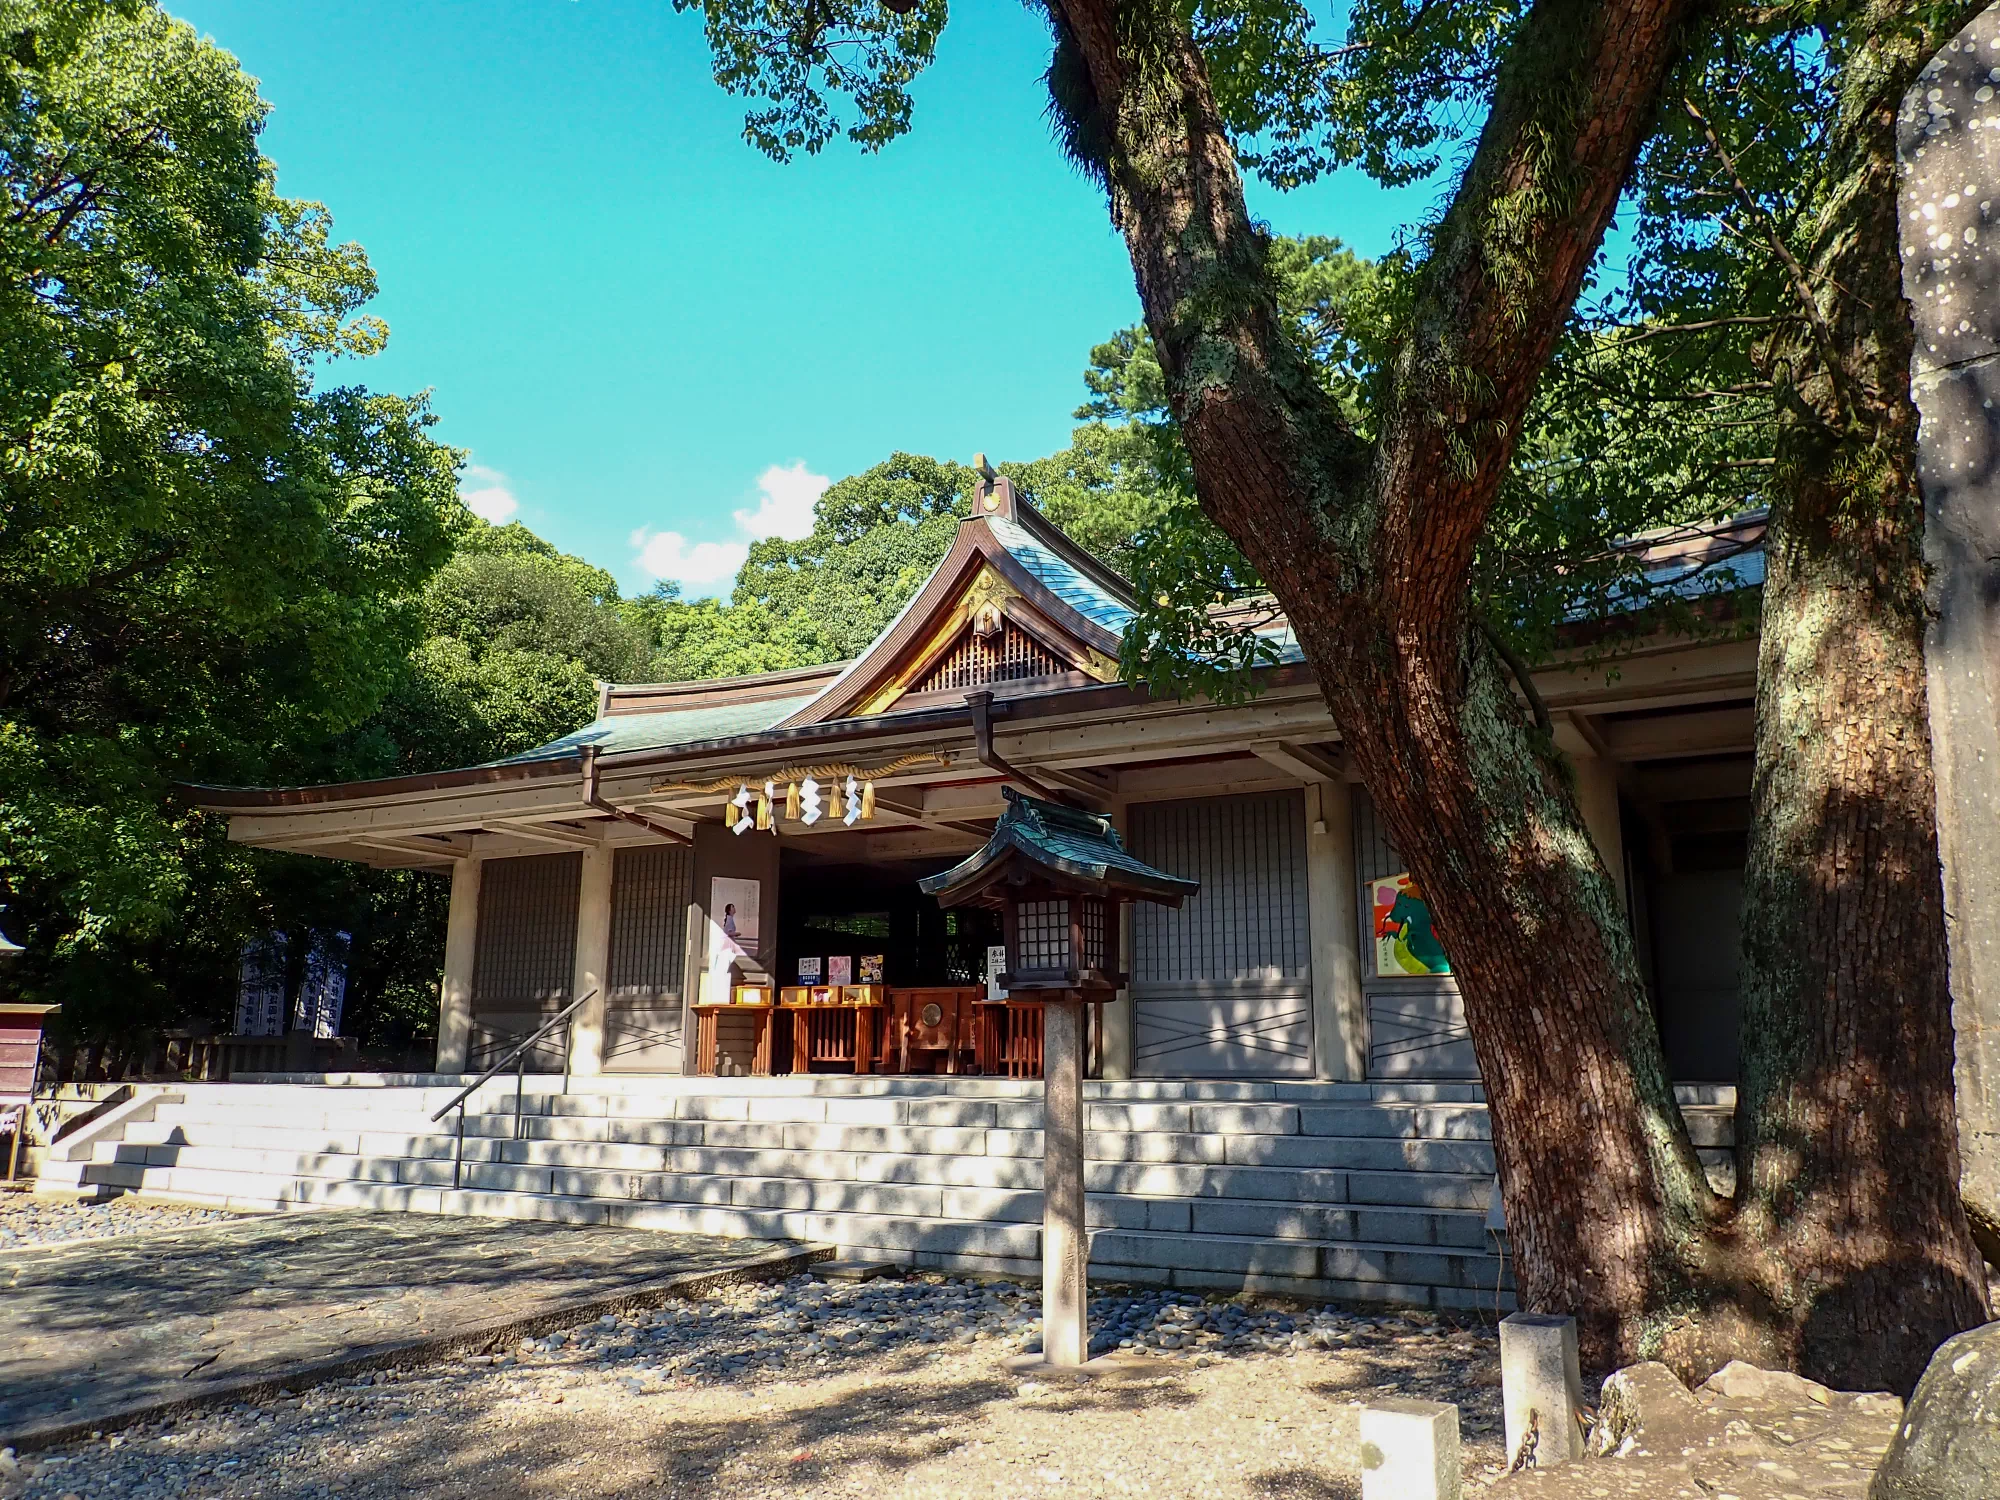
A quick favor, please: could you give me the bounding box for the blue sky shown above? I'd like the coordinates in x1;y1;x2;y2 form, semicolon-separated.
172;1;1437;597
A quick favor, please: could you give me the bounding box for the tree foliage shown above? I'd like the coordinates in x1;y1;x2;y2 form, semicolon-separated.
0;1;459;1051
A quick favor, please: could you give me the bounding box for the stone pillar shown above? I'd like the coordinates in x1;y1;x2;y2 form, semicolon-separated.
567;844;614;1076
1042;997;1089;1367
1306;780;1369;1080
1360;1400;1462;1500
1900;10;2000;1246
1098;806;1136;1082
1499;1313;1584;1469
1570;754;1628;912
435;857;482;1075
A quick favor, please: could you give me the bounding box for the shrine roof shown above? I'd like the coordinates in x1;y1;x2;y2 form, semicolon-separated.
919;788;1200;907
985;513;1135;635
488;691;825;766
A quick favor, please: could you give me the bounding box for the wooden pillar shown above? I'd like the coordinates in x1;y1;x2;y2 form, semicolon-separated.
567;844;614;1076
1307;781;1368;1081
1900;15;2000;1242
1098;804;1136;1081
435;857;482;1074
1570;754;1628;912
1042;997;1089;1367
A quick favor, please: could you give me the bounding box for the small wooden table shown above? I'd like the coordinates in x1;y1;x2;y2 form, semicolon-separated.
782;998;882;1075
690;1003;778;1076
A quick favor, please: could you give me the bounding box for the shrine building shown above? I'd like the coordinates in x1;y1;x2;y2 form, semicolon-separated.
41;471;1760;1310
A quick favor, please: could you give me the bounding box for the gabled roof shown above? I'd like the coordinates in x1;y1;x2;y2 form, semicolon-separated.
919;788;1200;908
776;472;1137;727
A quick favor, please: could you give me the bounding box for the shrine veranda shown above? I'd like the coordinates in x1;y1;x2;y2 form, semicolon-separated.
43;476;1763;1306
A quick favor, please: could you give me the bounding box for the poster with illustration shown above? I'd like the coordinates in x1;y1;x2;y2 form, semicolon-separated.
859;954;884;984
708;877;761;977
828;955;853;985
1372;873;1452;976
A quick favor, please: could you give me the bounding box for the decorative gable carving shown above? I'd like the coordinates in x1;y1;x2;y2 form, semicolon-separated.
847;562;1118;718
912;619;1065;695
777;487;1137;728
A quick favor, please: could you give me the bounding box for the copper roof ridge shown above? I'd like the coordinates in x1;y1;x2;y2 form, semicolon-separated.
601;660;849;712
1003;497;1138;605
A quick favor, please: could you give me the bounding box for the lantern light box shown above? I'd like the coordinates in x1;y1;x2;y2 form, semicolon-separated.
920;788;1198;1373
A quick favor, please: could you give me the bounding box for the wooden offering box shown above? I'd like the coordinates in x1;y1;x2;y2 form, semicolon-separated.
840;985;884;1007
732;985;773;1007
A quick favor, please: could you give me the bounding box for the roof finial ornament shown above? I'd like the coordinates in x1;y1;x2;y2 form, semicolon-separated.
972;452;1013;518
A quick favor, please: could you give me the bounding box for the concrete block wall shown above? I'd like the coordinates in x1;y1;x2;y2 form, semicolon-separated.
38;1074;1736;1313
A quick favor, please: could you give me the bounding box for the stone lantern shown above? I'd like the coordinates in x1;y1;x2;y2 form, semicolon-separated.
921;788;1198;1370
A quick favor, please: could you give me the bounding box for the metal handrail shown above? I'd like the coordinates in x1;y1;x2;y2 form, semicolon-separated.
431;988;596;1189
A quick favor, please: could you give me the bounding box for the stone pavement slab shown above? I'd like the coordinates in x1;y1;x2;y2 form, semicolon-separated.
0;1210;822;1448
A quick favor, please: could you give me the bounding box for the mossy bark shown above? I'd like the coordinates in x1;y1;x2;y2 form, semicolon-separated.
1735;0;1989;1394
1048;0;1727;1370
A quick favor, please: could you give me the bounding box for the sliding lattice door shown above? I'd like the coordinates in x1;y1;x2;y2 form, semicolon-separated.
470;853;581;1070
1128;791;1314;1078
605;844;694;1072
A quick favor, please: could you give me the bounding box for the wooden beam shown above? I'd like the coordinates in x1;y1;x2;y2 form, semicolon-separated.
1250;740;1347;784
484;818;605;850
1025;765;1118;806
1597;705;1755;762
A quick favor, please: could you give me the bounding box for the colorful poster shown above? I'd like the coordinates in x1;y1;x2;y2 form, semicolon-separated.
859;954;885;984
828;955;853;985
1372;873;1451;977
708;877;761;977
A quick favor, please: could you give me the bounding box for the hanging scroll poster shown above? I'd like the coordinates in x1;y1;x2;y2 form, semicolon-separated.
708;877;761;979
1372;873;1452;977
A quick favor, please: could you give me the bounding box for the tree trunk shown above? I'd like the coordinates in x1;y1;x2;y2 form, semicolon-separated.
1046;0;1739;1370
1735;0;1990;1394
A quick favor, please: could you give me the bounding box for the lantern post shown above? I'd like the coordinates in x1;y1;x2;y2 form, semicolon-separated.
921;789;1198;1371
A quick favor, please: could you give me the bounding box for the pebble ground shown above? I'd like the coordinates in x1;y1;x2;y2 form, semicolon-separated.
0;1199;1915;1500
0;1195;238;1252
4;1269;1515;1499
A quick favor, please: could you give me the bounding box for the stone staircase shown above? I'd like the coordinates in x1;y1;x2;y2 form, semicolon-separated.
34;1075;1736;1313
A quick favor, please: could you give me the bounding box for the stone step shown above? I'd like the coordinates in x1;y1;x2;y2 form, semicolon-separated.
226;1073;1504;1103
57;1164;1506;1310
69;1146;1487;1246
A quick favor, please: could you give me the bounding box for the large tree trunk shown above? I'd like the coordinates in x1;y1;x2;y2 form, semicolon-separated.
1047;0;1732;1370
1735;0;1990;1394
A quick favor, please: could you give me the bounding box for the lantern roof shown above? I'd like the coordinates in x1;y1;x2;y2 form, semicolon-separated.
919;788;1200;909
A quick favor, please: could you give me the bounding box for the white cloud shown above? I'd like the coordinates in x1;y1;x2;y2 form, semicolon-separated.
459;463;519;524
733;461;828;542
629;529;750;590
630;460;830;593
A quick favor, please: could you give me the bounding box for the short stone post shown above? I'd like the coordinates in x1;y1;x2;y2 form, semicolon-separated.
1499;1312;1584;1470
1359;1399;1461;1500
1041;997;1088;1367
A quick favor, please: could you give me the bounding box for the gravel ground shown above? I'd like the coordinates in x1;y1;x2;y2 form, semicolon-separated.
2;1272;1518;1499
0;1196;240;1252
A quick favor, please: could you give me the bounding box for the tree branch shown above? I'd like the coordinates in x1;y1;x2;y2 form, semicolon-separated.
1683;95;1855;422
